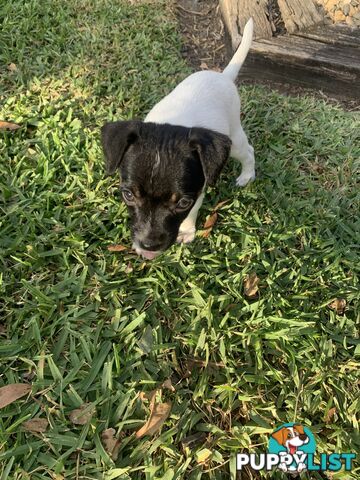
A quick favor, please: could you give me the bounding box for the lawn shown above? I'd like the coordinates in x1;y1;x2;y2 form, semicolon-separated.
0;0;359;479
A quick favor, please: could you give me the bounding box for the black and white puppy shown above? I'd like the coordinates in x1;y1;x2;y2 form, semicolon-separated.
101;19;255;259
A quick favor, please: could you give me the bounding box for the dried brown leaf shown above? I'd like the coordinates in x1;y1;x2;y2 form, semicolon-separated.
23;418;48;433
0;383;31;409
139;389;157;403
136;401;172;438
107;244;128;252
200;212;218;237
0;121;21;131
325;407;337;424
328;298;346;315
200;62;208;69
203;211;218;229
162;379;175;392
69;403;95;425
101;428;121;461
8;63;17;72
244;272;260;298
125;262;133;274
214;199;230;211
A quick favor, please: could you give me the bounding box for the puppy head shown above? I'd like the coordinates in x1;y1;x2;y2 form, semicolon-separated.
272;426;309;452
101;120;231;258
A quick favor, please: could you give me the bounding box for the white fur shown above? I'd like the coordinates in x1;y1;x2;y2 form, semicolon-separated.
144;18;255;244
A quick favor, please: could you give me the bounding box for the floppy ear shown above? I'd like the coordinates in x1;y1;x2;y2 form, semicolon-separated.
189;128;232;186
101;120;141;175
293;424;305;435
271;428;287;446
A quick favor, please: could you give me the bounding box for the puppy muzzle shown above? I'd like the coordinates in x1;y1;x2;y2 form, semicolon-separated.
133;242;162;260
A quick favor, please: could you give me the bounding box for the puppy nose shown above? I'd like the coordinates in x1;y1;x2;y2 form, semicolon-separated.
299;434;307;441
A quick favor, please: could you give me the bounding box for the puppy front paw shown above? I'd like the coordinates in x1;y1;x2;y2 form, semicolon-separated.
177;228;196;244
297;462;307;473
235;171;255;187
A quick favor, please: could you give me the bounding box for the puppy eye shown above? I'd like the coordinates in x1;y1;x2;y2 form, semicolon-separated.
176;197;193;210
122;189;135;204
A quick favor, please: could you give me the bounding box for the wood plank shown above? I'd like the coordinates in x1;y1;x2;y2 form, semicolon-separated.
240;34;360;101
249;36;360;73
277;0;323;33
294;24;360;48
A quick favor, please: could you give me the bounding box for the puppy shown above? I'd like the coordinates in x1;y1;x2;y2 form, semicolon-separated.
101;19;255;259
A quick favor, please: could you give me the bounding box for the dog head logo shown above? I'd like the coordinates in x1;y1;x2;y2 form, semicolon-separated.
268;423;316;473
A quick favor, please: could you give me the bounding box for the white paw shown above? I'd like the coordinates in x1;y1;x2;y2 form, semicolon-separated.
177;228;196;244
298;462;307;473
235;171;255;187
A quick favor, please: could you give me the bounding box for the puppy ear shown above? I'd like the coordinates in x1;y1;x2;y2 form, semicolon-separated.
293;424;305;435
101;120;141;175
271;428;287;446
189;128;231;186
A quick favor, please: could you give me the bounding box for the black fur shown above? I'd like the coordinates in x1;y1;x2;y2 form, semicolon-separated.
101;121;231;252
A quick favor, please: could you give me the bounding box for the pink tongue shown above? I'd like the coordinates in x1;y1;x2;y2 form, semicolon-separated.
289;445;297;455
140;250;158;260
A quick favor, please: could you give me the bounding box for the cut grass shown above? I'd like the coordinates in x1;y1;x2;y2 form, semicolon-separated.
0;0;359;479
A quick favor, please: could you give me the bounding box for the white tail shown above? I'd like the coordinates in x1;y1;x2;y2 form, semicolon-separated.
222;18;253;82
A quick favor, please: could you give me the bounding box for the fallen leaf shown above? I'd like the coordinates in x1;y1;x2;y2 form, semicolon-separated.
107;244;128;252
196;448;212;464
8;63;17;72
101;428;121;461
214;199;230;211
203;212;218;229
200;212;218;237
139;389;157;403
23;418;49;433
69;403;95;425
328;298;346;315
125;262;133;274
325;407;337;424
136;401;171;438
244;272;260;298
200;62;208;70
162;379;175;392
0;121;21;131
0;383;31;409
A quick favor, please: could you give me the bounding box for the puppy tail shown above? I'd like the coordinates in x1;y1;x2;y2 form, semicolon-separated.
222;18;253;82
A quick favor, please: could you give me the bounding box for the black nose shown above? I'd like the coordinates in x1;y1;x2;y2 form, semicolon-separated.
299;434;307;441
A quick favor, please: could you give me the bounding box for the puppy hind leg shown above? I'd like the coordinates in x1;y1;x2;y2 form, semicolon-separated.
231;125;255;187
177;192;205;244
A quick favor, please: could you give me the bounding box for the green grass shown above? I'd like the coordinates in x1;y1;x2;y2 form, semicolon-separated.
0;0;359;479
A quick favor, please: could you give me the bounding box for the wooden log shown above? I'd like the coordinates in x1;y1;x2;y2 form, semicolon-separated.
239;28;360;101
219;0;273;49
277;0;323;33
295;23;360;48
